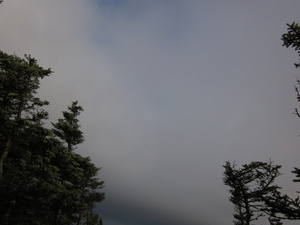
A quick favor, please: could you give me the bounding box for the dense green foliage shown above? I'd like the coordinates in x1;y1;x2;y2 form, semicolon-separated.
0;51;105;225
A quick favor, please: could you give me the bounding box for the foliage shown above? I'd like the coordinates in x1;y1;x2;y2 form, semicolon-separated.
223;21;300;225
282;22;300;68
282;22;300;119
0;51;105;224
279;21;300;221
0;51;51;178
223;161;282;225
52;101;84;151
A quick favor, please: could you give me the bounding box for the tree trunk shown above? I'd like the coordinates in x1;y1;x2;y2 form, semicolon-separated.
0;138;10;178
244;197;250;225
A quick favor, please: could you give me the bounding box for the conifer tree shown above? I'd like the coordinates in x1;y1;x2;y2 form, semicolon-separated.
222;22;300;225
52;102;105;224
282;22;300;181
223;161;282;225
0;51;51;178
52;101;84;151
0;51;105;224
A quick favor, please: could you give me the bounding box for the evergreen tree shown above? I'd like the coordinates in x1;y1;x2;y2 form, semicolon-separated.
278;21;300;220
282;22;300;180
223;161;282;225
0;51;105;224
52;102;105;224
222;22;300;225
0;51;51;178
52;101;84;151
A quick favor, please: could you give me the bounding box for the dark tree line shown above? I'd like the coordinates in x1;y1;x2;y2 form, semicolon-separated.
0;51;105;225
223;22;300;225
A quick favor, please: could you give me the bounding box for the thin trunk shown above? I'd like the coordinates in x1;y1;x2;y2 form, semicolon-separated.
67;142;72;151
244;197;251;225
17;102;23;120
0;138;10;178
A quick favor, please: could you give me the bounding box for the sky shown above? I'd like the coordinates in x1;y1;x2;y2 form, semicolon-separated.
1;1;300;224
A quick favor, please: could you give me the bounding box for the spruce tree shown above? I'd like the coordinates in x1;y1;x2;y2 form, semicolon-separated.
0;51;105;224
0;51;51;178
223;161;282;225
52;102;105;224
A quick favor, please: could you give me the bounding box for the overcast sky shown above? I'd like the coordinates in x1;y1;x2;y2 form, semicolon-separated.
2;1;300;224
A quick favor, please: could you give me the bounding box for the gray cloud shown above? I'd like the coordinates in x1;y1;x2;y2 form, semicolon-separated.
1;1;300;224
